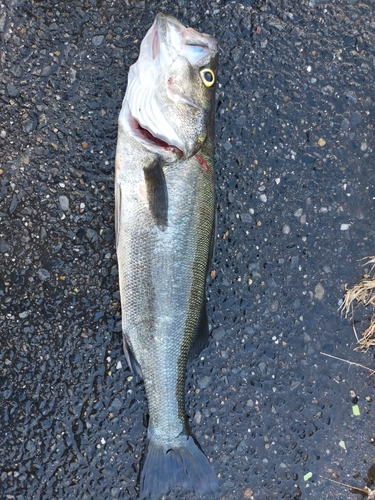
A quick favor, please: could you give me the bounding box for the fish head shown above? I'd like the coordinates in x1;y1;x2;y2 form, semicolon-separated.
120;13;218;162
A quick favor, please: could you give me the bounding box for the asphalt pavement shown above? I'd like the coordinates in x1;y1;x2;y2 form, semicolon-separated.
1;0;375;499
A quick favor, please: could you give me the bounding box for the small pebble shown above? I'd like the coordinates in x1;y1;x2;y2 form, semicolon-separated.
314;283;324;300
346;92;357;104
282;224;290;235
194;410;202;424
341;118;350;131
350;112;361;126
0;239;11;253
197;376;211;389
59;195;69;211
92;35;104;46
94;310;104;321
240;213;252;223
213;327;225;341
7;83;20;97
259;194;267;203
38;268;50;281
317;138;326;147
321;85;334;96
235;116;246;126
340;224;350;231
23;118;36;133
269;300;279;312
231;46;242;63
258;362;266;374
0;130;6;139
293;299;300;309
244;487;254;498
264;348;275;359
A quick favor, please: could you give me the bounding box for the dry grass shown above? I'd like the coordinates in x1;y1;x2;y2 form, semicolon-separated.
320;476;375;499
341;257;375;350
320;351;375;376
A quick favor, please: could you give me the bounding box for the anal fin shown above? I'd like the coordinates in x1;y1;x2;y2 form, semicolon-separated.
187;293;210;366
123;337;142;377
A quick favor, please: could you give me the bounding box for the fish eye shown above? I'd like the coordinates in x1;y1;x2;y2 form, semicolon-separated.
200;69;215;87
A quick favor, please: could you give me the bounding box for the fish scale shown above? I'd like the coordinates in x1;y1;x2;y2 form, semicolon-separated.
115;13;218;498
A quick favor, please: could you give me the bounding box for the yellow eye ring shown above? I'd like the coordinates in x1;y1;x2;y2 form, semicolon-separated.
200;68;215;87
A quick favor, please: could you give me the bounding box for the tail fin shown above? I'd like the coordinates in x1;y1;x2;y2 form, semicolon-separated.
139;435;218;499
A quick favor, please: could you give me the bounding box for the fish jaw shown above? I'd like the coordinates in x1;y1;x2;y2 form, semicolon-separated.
155;13;217;66
119;100;184;164
120;13;218;162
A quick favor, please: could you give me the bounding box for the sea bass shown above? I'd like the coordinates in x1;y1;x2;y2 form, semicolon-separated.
115;13;218;498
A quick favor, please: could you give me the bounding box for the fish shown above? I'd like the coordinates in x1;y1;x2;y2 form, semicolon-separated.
115;13;218;499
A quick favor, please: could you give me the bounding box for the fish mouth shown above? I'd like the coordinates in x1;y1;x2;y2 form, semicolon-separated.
127;107;183;158
155;13;217;64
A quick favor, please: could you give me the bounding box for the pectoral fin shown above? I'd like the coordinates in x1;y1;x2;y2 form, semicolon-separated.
144;158;168;229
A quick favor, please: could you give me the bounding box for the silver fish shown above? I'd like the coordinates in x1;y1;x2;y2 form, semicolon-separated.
115;13;218;498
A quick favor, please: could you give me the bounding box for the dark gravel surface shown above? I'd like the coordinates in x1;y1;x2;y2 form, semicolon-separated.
1;0;375;499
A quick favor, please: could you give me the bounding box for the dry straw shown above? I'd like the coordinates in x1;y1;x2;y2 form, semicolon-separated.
341;257;375;350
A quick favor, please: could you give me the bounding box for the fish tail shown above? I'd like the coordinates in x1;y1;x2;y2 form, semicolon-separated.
139;435;218;498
